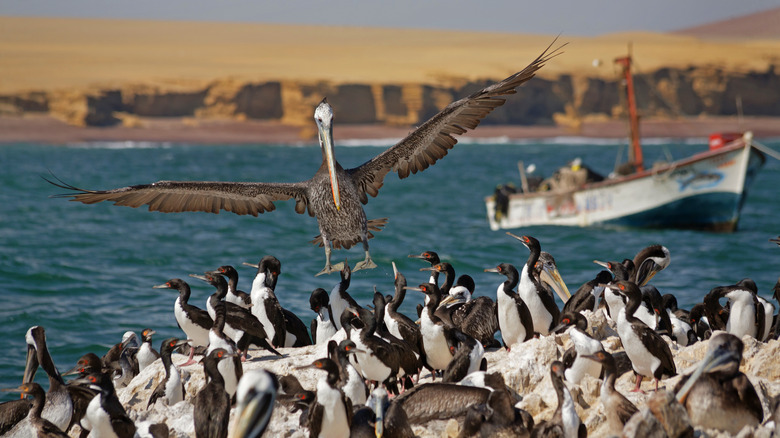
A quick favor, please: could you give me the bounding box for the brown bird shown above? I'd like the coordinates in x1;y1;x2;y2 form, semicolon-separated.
581;350;637;435
674;332;763;434
46;42;562;276
1;383;68;438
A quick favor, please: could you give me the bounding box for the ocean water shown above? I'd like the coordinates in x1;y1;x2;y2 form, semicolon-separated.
1;136;779;398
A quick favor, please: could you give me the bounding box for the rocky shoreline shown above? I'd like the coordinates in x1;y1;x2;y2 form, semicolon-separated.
3;114;780;146
106;308;780;438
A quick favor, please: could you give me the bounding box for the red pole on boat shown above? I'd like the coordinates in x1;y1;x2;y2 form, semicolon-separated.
614;52;644;172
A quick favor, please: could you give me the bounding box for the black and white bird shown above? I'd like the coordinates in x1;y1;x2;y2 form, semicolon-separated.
216;265;252;309
706;283;759;339
661;294;697;346
407;283;458;376
553;312;605;385
233;369;279;438
409;251;443;317
244;256;312;347
484;263;533;350
347;306;401;395
206;301;244;400
148;337;188;408
530;361;586;438
324;261;360;332
328;340;369;406
303;358;352;438
153;278;213;366
193;348;234;438
310;288;337;345
594;260;657;329
607;280;676;392
371;292;421;389
442;330;485;384
61;352;104;435
71;373;136;438
508;234;562;335
192;271;281;360
136;328;160;373
382;263;423;356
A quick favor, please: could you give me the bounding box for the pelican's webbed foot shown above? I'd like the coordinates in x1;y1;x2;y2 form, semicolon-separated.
353;252;377;272
315;261;345;277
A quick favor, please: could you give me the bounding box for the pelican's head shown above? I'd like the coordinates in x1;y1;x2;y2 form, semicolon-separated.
314;98;340;210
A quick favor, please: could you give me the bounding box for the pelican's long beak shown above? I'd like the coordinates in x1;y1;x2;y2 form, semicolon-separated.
636;264;660;287
675;346;739;404
22;344;38;385
539;265;571;302
316;109;340;211
438;294;464;308
188;273;209;282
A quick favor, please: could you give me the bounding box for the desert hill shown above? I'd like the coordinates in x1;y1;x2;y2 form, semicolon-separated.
674;6;780;39
1;12;779;137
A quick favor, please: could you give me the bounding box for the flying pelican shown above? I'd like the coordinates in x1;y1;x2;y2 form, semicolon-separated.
46;43;561;276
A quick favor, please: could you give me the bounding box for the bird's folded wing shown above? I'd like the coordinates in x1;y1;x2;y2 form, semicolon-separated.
47;177;310;217
348;40;563;204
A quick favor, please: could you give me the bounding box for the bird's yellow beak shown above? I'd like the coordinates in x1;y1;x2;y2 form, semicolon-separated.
318;119;340;211
540;266;571;302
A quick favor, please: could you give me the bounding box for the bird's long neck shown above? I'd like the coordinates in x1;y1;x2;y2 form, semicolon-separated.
212;279;228;300
161;350;174;378
28;387;46;420
390;278;407;311
623;291;641;323
440;266;455;295
503;269;519;295
423;291;443;324
205;358;225;387
226;273;239;294
35;334;64;386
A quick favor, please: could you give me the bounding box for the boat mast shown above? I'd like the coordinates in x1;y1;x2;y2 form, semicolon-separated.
614;47;644;173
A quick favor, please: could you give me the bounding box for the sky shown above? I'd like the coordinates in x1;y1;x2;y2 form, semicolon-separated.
2;0;779;36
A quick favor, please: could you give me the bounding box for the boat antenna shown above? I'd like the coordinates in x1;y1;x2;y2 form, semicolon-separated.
614;43;644;173
736;95;744;132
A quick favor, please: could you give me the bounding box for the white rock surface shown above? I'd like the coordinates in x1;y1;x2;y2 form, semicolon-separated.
66;314;780;438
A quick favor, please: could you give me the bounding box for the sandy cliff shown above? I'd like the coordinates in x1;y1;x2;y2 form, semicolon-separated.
1;16;779;135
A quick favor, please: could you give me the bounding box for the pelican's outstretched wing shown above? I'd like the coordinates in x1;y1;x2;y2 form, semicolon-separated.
348;40;564;203
45;175;312;217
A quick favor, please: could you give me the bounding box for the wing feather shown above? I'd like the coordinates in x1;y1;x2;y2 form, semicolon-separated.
46;176;309;218
348;41;563;202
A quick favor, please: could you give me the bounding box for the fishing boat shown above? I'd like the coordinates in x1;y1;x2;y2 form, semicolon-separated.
485;53;772;232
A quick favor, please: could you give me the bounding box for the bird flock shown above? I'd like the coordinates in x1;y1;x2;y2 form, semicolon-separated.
4;235;780;438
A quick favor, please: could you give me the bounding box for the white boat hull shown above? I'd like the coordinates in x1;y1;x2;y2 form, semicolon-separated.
486;139;765;232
